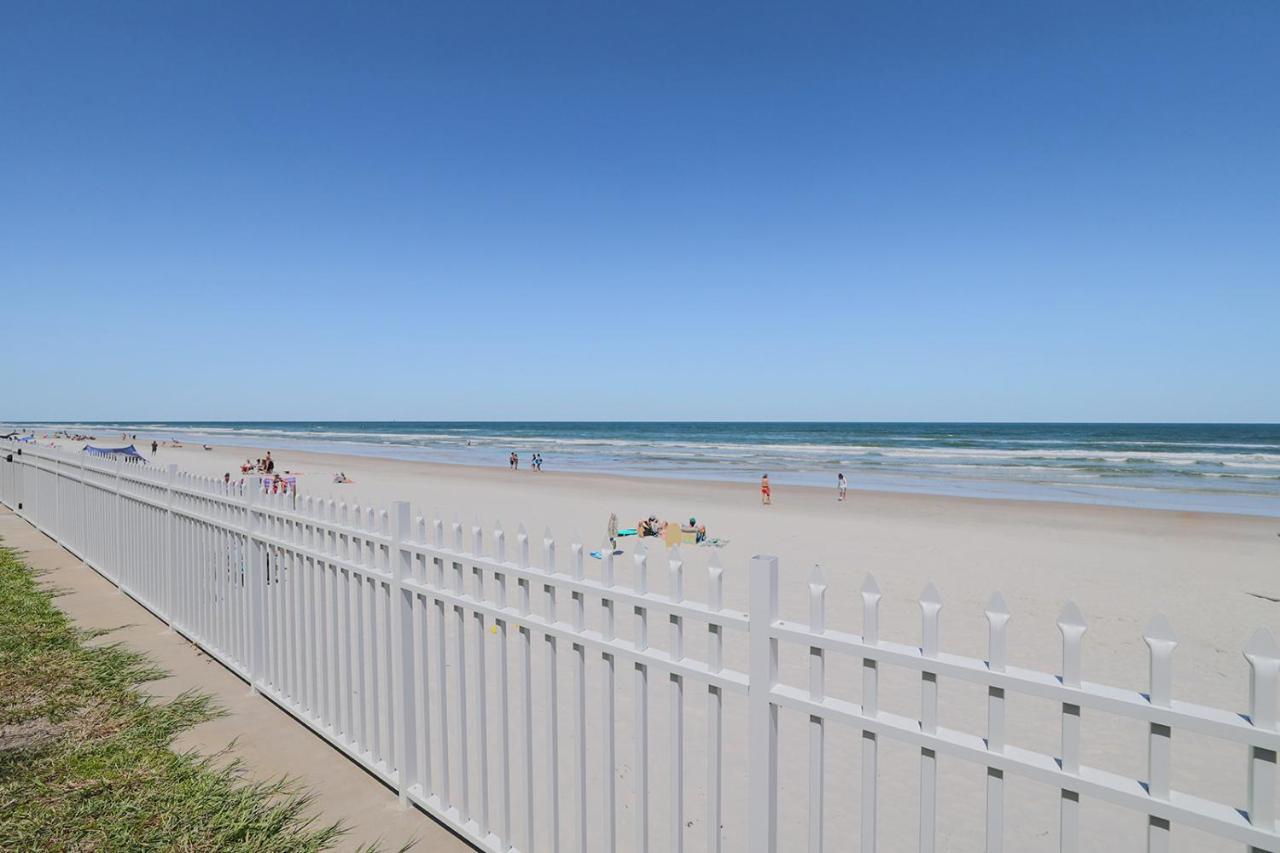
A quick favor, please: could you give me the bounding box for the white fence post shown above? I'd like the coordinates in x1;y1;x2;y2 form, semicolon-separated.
244;482;262;695
808;565;827;853
1143;614;1176;852
707;551;725;853
113;456;124;592
164;463;178;629
861;574;881;853
748;555;779;853
919;584;942;853
1246;628;1278;851
1058;602;1087;853
985;592;1010;853
390;500;413;808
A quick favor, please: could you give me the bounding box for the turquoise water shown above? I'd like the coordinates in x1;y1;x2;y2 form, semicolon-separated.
10;421;1280;516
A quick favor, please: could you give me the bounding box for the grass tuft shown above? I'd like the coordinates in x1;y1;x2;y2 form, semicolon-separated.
0;544;349;850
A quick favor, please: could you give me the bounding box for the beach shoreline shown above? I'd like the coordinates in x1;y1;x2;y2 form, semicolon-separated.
17;420;1280;517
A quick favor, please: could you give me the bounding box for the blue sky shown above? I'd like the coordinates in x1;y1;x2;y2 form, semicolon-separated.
2;3;1277;422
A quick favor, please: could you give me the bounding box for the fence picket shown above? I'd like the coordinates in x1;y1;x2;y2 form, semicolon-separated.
707;551;725;853
808;565;827;853
985;593;1010;853
1058;602;1087;853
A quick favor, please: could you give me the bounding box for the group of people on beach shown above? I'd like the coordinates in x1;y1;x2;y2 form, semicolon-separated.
508;452;545;471
241;452;275;474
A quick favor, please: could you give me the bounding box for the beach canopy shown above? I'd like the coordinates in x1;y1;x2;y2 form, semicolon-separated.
84;444;145;461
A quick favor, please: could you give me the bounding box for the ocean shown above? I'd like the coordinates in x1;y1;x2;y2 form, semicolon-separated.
9;421;1280;516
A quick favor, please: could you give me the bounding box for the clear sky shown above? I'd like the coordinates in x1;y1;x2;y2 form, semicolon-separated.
2;3;1277;422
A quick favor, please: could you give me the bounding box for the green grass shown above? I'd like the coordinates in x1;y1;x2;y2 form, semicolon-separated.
0;544;349;851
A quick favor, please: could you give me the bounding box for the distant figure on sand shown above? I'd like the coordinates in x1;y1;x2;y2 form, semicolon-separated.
151;440;158;455
510;452;518;470
837;472;847;501
761;474;772;505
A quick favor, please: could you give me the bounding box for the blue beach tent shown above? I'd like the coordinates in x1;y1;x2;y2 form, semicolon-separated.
83;444;146;462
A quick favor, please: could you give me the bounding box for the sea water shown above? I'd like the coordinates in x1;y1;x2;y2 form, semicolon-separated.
9;421;1280;516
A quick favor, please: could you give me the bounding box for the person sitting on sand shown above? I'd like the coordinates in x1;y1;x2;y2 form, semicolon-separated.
334;472;351;484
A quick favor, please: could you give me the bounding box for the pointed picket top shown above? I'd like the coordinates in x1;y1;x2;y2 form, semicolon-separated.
1058;601;1086;631
669;546;684;603
567;529;584;579
808;564;827;592
516;523;529;567
635;539;648;557
542;525;556;572
986;592;1011;672
1143;614;1178;648
919;582;942;612
707;550;724;611
1058;601;1087;687
1142;613;1178;707
808;565;828;634
1246;628;1280;731
919;582;942;656
861;573;882;645
1245;627;1280;663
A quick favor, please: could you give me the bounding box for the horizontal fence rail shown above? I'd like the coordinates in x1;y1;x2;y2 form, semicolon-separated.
1;440;1276;852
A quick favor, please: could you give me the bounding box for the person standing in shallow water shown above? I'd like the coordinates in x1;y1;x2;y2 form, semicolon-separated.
760;474;772;505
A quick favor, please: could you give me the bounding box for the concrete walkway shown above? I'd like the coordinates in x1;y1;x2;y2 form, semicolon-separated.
0;508;471;853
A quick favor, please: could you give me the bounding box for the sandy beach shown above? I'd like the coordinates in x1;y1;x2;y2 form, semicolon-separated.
27;432;1278;851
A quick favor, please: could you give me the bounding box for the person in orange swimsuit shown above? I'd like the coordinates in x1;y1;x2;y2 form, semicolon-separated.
760;474;771;505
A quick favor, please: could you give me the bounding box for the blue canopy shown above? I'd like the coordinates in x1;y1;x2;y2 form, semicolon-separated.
84;444;145;461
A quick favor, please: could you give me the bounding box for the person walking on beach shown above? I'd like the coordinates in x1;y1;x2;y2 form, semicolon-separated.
837;472;847;501
761;474;772;505
151;440;158;455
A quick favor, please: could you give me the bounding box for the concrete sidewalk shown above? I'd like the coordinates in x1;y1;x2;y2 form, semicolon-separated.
0;508;470;853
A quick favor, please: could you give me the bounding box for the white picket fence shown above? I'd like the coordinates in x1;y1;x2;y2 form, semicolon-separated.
1;440;1277;853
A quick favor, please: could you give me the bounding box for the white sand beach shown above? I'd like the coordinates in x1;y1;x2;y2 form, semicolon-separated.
31;433;1279;851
